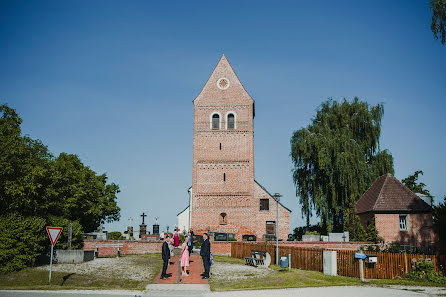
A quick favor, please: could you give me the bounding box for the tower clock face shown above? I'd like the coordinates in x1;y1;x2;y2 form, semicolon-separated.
217;78;230;90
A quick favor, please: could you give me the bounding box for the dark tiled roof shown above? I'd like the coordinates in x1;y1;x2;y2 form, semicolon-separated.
355;174;431;214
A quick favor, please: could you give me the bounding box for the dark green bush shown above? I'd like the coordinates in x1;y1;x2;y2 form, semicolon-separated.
0;213;46;272
407;259;446;284
107;231;124;240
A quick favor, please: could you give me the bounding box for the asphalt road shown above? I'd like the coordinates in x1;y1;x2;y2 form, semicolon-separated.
1;286;445;297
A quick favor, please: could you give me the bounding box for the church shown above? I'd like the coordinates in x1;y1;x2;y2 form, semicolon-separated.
177;55;291;241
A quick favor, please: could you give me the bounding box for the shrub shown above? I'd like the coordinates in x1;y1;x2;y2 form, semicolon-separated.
304;231;320;235
406;259;446;284
0;213;46;272
228;238;237;241
107;231;125;240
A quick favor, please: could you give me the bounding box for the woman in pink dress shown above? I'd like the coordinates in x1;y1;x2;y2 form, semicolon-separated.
180;236;190;276
173;230;180;247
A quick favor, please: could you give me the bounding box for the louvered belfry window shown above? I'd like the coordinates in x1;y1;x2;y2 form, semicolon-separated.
227;113;235;129
212;114;220;130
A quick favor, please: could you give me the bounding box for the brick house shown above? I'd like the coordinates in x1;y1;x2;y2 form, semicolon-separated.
355;173;436;247
177;55;291;241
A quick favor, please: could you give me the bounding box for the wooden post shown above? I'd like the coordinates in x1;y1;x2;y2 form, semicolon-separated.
359;259;365;282
404;251;408;275
67;220;72;250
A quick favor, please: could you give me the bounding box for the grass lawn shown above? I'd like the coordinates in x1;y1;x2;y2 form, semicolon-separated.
210;255;446;291
0;253;163;290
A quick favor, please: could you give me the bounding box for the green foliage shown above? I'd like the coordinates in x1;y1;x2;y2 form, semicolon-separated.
228;238;237;241
290;98;394;232
107;231;125;240
364;219;383;243
343;201;366;241
407;259;446;283
0;104;121;233
304;231;320;236
179;234;185;244
293;224;322;241
402;170;432;204
430;0;446;44
0;213;46;272
433;196;446;240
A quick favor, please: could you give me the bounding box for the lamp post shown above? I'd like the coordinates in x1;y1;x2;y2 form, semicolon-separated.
272;193;282;265
188;187;192;231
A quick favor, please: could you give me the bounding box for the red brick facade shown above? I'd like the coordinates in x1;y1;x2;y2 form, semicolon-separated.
190;56;291;241
83;240;162;256
373;213;437;246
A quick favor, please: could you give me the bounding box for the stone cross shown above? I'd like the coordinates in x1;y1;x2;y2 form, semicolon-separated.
128;217;133;226
141;212;147;225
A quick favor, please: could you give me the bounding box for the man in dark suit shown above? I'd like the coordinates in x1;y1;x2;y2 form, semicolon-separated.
200;233;211;279
161;234;171;279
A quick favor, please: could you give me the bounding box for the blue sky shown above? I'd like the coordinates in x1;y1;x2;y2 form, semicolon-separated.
1;1;445;234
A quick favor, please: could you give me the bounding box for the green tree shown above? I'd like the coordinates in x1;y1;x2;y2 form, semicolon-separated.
402;170;433;205
343;201;366;241
433;196;446;240
108;231;125;240
0;104;121;271
430;0;446;44
50;153;121;232
290;98;394;233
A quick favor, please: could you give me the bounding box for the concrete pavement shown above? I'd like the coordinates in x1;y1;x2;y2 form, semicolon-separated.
1;286;446;297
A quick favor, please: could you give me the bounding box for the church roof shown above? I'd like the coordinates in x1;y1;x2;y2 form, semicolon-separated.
176;205;189;217
255;180;292;212
355;174;432;214
193;55;254;109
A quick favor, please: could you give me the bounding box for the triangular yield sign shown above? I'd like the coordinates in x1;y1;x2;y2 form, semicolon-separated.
46;226;63;247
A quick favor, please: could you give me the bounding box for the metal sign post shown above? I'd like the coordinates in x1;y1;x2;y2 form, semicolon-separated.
46;226;63;285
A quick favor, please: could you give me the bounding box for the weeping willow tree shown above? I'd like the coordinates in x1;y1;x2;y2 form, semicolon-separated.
290;98;394;233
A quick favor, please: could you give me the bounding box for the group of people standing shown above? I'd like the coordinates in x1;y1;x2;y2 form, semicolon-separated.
161;230;212;280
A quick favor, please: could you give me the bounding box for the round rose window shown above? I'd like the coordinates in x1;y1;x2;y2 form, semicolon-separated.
217;78;230;90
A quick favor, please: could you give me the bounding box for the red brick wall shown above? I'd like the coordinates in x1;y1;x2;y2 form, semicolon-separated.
211;242;232;255
83;240;162;256
374;213;437;246
190;56;290;242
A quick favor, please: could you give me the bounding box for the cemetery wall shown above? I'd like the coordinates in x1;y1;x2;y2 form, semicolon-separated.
83;240;162;256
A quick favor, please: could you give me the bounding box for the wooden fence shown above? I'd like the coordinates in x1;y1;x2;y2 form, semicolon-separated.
231;242;446;279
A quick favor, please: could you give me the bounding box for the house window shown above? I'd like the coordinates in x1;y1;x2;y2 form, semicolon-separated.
212;114;220;130
266;221;276;235
399;215;408;231
227;113;235;129
223;173;226;182
219;143;222;150
260;199;269;211
219;213;227;225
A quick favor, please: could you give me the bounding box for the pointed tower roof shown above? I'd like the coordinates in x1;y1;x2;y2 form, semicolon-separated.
193;55;254;105
355;174;432;214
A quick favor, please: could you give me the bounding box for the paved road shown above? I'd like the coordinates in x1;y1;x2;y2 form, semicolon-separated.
1;285;446;297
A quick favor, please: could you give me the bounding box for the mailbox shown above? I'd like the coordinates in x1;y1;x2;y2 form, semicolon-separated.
365;254;377;263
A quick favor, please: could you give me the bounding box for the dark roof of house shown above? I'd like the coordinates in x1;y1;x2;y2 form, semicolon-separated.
355;174;431;214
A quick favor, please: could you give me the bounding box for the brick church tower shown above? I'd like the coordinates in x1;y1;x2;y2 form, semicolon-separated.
178;55;291;241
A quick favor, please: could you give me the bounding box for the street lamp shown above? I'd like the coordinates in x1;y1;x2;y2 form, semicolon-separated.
272;193;282;265
188;187;192;231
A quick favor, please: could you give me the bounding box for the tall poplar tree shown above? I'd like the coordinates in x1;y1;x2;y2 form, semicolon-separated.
290;98;394;233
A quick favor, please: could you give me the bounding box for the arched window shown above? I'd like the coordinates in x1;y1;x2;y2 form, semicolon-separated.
227;113;235;130
212;113;220;130
219;213;227;225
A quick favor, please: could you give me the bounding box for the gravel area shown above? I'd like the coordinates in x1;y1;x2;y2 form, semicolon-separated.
36;256;159;281
210;262;273;281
